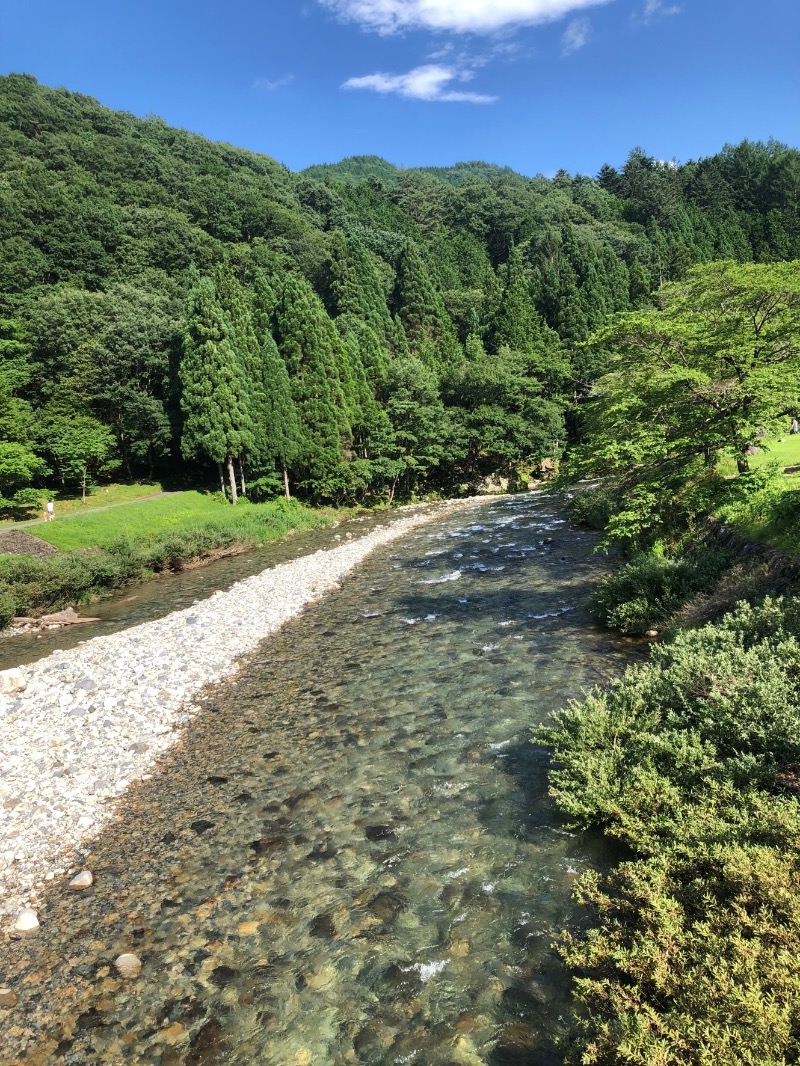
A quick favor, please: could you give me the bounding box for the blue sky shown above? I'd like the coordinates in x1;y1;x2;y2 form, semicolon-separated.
1;0;798;176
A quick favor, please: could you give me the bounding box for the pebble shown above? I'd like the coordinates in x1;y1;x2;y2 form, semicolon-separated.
0;500;486;921
114;953;142;979
0;987;18;1007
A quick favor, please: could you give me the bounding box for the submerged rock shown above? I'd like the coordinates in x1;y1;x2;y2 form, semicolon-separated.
13;907;39;935
69;870;94;890
114;953;142;979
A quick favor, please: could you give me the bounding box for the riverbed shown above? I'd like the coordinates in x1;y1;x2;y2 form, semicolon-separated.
1;493;637;1065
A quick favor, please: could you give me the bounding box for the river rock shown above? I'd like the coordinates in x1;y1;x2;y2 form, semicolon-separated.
0;987;18;1007
645;629;659;638
114;953;142;978
0;669;26;695
14;908;39;935
69;870;94;890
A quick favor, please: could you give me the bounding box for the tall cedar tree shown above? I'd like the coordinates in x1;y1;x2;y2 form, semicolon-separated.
272;274;353;500
395;241;460;370
250;271;303;499
487;245;553;353
180;275;254;503
214;263;268;494
328;231;392;345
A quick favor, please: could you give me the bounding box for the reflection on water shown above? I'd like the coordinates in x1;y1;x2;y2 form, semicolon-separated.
5;494;636;1066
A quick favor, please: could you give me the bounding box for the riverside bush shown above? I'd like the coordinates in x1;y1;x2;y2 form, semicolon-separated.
587;549;731;634
539;596;800;1065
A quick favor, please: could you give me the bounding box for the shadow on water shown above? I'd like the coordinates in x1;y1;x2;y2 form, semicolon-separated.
2;494;637;1066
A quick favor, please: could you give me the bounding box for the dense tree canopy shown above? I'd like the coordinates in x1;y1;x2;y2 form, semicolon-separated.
570;260;800;546
1;73;799;506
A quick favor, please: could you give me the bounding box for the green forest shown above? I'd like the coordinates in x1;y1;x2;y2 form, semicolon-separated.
2;72;800;512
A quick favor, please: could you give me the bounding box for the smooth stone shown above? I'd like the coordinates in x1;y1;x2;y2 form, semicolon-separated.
114;953;142;978
14;908;39;935
0;987;18;1007
69;870;94;890
645;629;659;638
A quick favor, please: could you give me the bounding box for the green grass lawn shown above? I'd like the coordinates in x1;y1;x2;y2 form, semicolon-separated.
717;434;800;476
715;435;800;556
0;481;170;526
30;491;326;551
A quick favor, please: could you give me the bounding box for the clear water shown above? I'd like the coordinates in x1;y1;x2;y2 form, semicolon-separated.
6;494;637;1066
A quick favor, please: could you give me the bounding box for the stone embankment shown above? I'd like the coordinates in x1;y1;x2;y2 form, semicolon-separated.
0;499;485;927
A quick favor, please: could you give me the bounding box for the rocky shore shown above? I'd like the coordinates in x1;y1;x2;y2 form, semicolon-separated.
0;499;485;928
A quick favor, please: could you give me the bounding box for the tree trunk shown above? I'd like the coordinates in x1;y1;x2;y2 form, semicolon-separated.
81;466;87;504
227;456;238;505
217;462;226;498
283;464;291;502
238;458;247;498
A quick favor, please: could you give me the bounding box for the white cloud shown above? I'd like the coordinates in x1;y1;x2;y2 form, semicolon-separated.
252;74;295;91
561;16;590;53
640;0;681;21
320;0;612;35
343;63;497;102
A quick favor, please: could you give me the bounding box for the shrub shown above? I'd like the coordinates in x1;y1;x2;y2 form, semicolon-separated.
539;596;800;1065
587;549;731;634
0;588;16;627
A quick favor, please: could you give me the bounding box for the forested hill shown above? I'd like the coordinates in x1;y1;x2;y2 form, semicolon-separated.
1;72;799;507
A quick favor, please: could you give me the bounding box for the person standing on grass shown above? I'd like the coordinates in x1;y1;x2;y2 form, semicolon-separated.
792;418;799;435
45;498;54;521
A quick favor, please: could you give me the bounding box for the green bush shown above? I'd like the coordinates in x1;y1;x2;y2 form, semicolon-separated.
539;596;800;1065
587;549;732;634
567;485;613;531
0;588;16;627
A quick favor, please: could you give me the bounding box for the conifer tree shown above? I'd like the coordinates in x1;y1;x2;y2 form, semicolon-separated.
259;330;302;500
486;245;551;353
180;275;254;504
328;231;392;343
214;264;266;493
272;274;352;499
395;241;460;369
248;271;304;499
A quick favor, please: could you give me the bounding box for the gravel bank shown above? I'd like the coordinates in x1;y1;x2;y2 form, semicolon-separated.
0;499;486;925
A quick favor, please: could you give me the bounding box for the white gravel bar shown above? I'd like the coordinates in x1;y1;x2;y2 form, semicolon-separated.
0;500;485;924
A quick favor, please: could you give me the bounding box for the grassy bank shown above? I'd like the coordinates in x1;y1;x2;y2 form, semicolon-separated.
0;481;174;526
0;496;336;627
30;490;277;551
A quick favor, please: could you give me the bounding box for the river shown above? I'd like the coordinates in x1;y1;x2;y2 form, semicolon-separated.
2;492;637;1066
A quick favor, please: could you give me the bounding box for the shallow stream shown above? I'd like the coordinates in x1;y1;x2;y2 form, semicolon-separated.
3;493;637;1066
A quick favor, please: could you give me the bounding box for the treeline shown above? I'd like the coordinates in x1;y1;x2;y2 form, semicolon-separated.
1;72;799;508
